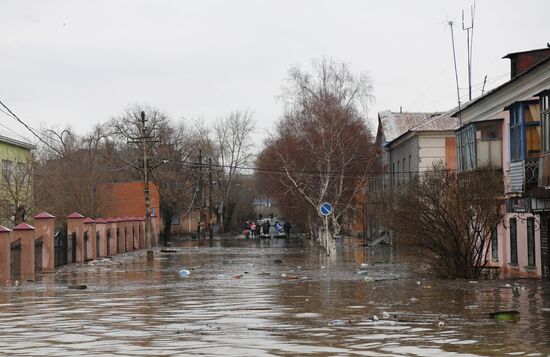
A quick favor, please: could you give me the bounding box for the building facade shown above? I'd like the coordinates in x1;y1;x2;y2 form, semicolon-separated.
0;134;35;227
453;47;550;279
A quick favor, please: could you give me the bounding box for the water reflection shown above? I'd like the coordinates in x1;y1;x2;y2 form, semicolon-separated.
0;236;549;356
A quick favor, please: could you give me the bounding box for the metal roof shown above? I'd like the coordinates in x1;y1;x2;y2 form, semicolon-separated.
0;132;35;150
454;55;550;117
378;110;458;143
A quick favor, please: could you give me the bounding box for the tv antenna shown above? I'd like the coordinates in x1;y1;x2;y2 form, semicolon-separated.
462;1;476;101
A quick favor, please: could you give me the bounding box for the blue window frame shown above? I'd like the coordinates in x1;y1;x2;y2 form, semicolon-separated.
510;100;541;162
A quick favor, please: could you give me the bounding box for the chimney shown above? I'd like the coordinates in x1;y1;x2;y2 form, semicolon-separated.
504;47;550;79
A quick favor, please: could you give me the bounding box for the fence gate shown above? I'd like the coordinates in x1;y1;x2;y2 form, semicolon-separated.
96;231;100;257
116;228;121;253
83;232;88;261
54;230;68;267
10;238;21;280
106;229;111;256
35;237;43;273
71;232;77;263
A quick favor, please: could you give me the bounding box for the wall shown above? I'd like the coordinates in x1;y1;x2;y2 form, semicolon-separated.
418;135;446;171
96;182;160;218
445;137;457;170
494;212;542;277
389;135;418;182
0;140;33;227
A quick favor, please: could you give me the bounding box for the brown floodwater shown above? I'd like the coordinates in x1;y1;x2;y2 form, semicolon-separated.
1;236;550;356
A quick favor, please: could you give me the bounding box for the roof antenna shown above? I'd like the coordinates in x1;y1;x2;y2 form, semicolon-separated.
448;20;461;126
462;0;476;101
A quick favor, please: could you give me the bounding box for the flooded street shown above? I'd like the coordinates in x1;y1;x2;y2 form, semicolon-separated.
1;237;550;356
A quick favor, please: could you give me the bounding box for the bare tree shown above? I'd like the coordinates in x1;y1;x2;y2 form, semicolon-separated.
382;164;504;279
213;110;255;232
0;160;34;226
257;58;376;240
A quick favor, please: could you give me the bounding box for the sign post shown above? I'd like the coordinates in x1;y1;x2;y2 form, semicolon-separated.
319;202;333;256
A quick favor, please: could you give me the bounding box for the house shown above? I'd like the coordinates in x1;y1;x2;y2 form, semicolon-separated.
453;47;550;279
363;110;458;241
0;133;35;227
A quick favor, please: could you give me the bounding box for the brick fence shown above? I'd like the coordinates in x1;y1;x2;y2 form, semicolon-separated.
0;212;159;283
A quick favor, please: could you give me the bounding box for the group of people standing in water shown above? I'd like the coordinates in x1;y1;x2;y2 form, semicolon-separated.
243;217;291;239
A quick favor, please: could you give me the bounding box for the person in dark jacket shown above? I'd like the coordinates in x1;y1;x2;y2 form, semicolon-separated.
283;221;291;237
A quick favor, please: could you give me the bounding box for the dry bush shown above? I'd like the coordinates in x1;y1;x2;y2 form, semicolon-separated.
383;164;504;279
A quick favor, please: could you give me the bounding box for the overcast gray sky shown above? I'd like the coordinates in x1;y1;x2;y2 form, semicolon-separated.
1;0;549;149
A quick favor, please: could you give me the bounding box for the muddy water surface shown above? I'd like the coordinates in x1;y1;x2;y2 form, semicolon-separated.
1;237;550;356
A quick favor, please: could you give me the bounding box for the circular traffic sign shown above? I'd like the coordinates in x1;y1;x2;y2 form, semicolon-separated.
319;202;333;216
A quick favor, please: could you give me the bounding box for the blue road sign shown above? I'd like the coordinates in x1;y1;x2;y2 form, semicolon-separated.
319;202;333;216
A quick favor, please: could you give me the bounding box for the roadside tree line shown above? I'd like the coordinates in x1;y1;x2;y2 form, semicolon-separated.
29;105;256;238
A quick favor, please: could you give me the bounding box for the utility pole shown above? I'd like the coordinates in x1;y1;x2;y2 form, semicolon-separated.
208;157;213;239
196;149;203;240
138;111;155;263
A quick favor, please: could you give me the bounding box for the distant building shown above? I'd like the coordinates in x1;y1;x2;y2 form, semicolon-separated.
96;181;160;218
358;110;458;240
0;133;35;227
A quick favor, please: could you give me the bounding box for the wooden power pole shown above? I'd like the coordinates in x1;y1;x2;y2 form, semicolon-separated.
131;111;156;263
208;157;213;239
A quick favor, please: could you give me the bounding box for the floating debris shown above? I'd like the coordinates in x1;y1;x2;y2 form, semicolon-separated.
489;310;520;321
68;284;87;290
329;319;351;326
178;269;191;277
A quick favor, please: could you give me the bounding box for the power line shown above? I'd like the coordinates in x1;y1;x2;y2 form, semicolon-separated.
0;99;134;173
169;158;457;178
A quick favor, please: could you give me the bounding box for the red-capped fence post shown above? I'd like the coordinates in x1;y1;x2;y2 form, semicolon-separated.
34;212;55;273
0;226;11;282
12;223;35;280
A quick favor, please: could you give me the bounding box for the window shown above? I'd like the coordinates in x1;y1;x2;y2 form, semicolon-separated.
16;163;27;185
402;158;405;183
510;218;518;264
2;160;13;183
408;154;412;179
456;125;476;171
527;217;536;267
397;160;400;185
541;91;550;153
510;101;541;161
172;215;180;225
491;227;498;261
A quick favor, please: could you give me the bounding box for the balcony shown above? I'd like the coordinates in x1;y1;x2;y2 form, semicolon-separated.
509;158;539;194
